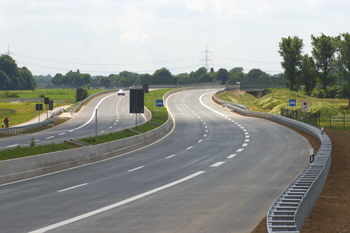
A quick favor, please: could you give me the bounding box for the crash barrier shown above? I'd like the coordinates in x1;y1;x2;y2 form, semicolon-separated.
213;92;331;233
0;108;65;135
0;86;221;184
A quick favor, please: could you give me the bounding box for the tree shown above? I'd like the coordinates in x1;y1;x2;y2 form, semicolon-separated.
216;68;229;84
0;70;11;90
18;67;36;90
193;67;207;79
0;54;20;89
278;36;303;91
311;33;337;92
152;68;173;84
300;54;317;96
247;68;268;78
139;74;152;85
52;73;64;86
336;33;350;106
198;73;213;83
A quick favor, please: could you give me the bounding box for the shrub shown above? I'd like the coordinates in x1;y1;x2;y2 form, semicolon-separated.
327;86;341;98
311;88;326;98
2;91;19;98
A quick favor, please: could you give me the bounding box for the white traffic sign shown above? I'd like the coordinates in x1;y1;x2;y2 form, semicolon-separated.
302;101;308;111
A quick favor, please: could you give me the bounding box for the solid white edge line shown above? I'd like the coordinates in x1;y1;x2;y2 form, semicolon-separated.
57;183;88;193
28;171;205;233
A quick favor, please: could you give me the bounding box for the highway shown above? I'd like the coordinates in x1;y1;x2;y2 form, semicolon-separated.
0;88;310;233
0;90;145;149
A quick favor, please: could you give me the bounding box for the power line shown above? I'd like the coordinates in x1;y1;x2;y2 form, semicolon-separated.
14;53;199;66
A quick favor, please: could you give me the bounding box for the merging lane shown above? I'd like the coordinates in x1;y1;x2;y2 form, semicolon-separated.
0;89;310;233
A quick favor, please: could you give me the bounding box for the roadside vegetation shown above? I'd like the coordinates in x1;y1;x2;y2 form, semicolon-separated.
217;88;350;129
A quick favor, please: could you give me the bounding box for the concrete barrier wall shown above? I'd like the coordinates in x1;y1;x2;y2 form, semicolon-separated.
0;111;172;184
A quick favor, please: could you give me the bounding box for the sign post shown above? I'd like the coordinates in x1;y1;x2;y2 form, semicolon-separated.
36;104;43;122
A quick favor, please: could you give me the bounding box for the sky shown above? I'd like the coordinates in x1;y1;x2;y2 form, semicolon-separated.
1;0;349;76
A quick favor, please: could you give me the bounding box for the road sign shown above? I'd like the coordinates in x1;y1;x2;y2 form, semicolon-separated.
289;99;296;107
156;100;164;107
302;101;308;111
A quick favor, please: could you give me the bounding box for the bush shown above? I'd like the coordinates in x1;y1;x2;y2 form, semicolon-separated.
30;137;36;148
2;91;19;98
327;86;341;98
311;88;327;98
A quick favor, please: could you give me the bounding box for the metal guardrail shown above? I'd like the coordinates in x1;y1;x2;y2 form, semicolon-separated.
213;92;332;233
0;108;65;135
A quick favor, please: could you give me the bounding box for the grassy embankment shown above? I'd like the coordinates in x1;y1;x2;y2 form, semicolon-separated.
218;88;350;129
0;88;172;160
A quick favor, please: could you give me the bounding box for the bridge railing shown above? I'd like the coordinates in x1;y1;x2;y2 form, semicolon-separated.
213;92;331;233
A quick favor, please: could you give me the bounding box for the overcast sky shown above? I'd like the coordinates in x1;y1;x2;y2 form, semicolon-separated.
1;0;349;76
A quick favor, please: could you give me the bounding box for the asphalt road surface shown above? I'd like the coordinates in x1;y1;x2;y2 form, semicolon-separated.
0;89;310;233
0;90;145;149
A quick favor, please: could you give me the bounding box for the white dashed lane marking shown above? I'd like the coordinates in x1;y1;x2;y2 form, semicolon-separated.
165;154;176;159
210;162;225;167
227;154;237;159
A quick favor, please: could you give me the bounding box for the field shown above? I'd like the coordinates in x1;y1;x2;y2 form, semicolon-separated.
0;88;107;126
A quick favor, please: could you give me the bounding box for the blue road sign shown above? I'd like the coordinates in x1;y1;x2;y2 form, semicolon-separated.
289;99;296;107
156;100;164;107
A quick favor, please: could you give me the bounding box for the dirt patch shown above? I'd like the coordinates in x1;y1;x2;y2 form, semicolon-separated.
251;128;350;232
229;90;247;96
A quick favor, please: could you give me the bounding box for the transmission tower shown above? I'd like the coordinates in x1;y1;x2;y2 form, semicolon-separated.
4;45;13;56
200;45;213;71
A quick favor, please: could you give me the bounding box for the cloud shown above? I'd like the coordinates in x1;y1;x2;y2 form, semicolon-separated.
121;31;151;47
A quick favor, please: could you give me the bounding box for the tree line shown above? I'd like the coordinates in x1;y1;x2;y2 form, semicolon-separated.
0;54;36;90
279;33;350;99
34;67;283;89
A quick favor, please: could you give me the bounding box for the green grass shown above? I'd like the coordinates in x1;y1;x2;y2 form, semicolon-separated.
0;143;76;161
0;88;109;126
79;129;138;145
0;88;106;101
0;102;70;126
217;88;350;129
